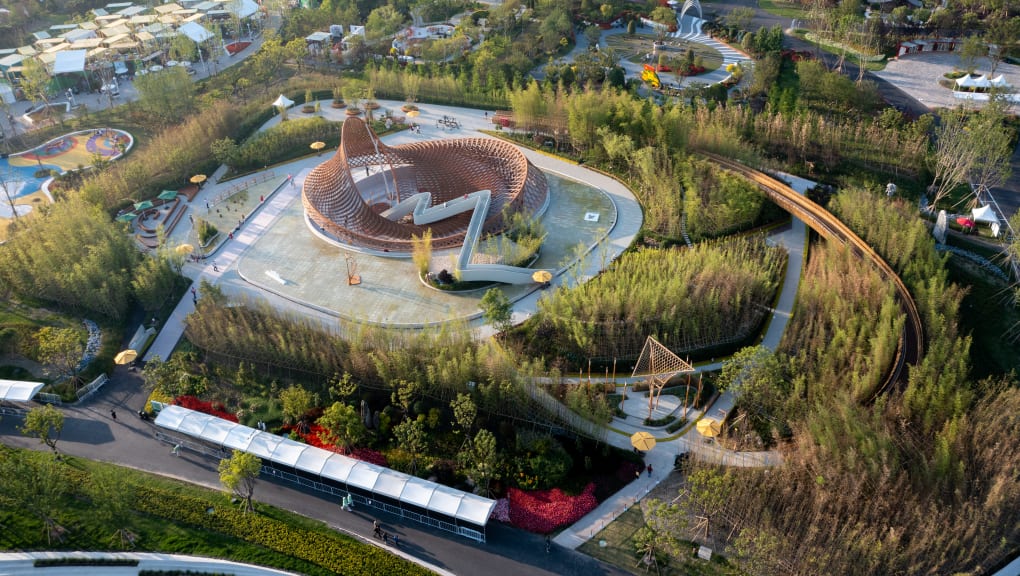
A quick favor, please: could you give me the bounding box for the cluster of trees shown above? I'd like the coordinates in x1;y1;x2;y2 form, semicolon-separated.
532;237;786;360
212;117;342;173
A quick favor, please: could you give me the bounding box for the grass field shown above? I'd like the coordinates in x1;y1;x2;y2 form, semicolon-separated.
578;505;742;575
0;449;428;576
757;0;809;19
605;34;723;73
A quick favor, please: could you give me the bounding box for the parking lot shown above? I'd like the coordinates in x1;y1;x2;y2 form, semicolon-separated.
874;52;1020;112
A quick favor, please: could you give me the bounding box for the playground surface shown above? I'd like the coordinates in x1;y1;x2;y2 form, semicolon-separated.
0;128;133;240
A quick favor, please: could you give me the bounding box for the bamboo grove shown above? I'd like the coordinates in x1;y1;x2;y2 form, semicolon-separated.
674;187;1020;575
533;237;786;360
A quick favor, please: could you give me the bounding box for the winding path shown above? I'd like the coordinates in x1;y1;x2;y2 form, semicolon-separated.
702;153;924;392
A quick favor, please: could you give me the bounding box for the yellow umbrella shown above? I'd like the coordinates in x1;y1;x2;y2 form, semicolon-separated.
114;349;138;365
631;431;656;452
175;243;195;255
532;270;552;283
696;418;722;438
310;141;326;155
406;109;420;118
189;174;207;185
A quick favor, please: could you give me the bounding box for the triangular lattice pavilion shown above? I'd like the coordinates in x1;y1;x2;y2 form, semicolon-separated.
631;336;694;419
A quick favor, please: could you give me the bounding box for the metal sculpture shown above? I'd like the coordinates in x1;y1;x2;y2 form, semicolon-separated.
679;0;702;35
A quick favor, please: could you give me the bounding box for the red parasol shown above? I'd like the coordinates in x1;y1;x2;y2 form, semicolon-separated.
956;217;975;228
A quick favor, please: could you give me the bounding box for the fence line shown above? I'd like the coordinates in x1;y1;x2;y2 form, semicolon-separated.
526;382;608;443
209;171;276;209
36;392;62;405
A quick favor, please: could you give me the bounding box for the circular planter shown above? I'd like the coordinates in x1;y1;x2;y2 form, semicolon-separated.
301;105;316;113
332;100;347;109
364;102;381;110
401;104;419;113
345;108;362;116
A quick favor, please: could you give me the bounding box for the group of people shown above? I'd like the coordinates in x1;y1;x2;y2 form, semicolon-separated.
372;519;399;547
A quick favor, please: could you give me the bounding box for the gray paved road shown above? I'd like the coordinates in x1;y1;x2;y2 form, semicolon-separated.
0;366;627;576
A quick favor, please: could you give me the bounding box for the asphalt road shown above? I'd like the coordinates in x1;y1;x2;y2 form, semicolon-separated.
0;365;628;576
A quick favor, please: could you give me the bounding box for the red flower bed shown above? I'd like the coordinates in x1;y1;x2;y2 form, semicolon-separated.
280;423;389;467
225;41;251;56
507;483;599;534
174;395;238;422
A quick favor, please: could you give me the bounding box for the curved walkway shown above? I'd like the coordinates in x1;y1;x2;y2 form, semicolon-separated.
0;552;301;576
552;167;811;550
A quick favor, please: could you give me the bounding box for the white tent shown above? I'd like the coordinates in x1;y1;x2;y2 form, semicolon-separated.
972;204;998;225
956;74;991;89
0;379;45;402
179;21;214;44
52;49;88;74
989;75;1012;90
226;0;259;19
272;94;293;108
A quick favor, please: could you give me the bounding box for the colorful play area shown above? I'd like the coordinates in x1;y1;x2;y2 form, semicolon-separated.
0;128;132;239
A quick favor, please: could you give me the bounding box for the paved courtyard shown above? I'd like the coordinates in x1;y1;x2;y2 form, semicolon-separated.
874;53;1020;111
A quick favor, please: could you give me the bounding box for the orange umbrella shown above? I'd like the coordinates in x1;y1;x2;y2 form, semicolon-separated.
190;174;207;185
532;270;552;283
114;350;138;365
696;418;722;438
630;431;656;451
406;110;420;119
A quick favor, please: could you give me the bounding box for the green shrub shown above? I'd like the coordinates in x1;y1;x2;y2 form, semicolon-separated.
643;415;676;427
230;117;341;173
136;487;432;576
665;418;688;433
195;218;219;246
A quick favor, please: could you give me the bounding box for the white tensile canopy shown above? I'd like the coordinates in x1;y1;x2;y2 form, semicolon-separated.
52;49;88;74
956;74;992;89
989;75;1012;89
972;204;998;225
0;380;45;402
272;94;293;108
179;21;214;44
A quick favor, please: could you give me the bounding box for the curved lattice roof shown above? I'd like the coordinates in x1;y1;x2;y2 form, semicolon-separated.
302;117;548;252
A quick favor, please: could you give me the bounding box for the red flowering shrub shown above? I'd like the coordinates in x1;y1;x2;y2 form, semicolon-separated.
491;498;511;522
174;395;238;422
507;483;599;534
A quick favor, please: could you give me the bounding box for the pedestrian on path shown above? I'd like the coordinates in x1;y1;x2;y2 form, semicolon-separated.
110;410;117;420
545;536;551;553
393;534;399;547
191;287;196;297
172;444;181;456
383;532;389;545
373;520;381;538
647;464;653;476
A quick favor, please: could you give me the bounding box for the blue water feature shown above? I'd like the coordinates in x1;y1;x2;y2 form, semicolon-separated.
0;157;62;198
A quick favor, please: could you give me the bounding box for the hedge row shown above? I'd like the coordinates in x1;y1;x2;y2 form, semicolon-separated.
135;487;433;576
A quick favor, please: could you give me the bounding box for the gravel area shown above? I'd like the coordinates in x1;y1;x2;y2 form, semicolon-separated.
874;53;1020;112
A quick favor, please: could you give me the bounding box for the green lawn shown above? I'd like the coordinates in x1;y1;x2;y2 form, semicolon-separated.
0;450;430;576
606;34;724;73
578;506;743;576
757;0;808;19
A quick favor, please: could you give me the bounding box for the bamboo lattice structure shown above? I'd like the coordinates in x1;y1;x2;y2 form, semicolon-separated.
632;336;694;419
302;117;548;253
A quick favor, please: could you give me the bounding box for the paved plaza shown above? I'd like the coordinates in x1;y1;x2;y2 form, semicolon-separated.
874;53;1020;112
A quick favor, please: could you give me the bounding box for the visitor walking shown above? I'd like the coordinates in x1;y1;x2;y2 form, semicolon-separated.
545;536;551;553
110;410;117;420
383;532;389;545
172;444;181;456
647;464;653;476
373;520;382;538
393;534;399;547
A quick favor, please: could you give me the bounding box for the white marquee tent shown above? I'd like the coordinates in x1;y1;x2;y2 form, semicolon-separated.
52;49;88;74
955;74;992;89
0;380;45;402
154;405;496;540
179;21;214;44
972;204;998;225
